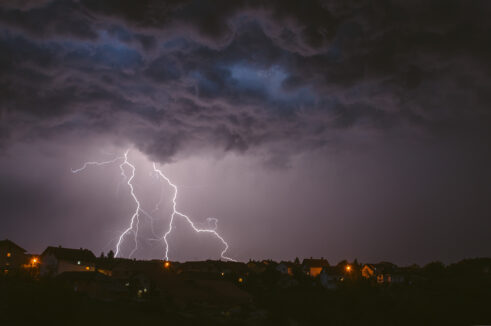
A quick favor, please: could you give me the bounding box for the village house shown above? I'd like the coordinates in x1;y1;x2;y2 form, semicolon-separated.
276;261;296;276
362;264;376;279
362;262;405;284
0;239;27;274
39;246;96;277
302;258;329;277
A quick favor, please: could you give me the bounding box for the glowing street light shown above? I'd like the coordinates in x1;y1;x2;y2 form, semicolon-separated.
164;261;171;269
345;265;352;272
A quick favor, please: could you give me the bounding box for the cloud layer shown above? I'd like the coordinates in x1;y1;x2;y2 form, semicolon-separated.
1;0;490;163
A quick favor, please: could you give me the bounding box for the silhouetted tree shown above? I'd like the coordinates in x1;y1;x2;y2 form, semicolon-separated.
294;257;300;265
108;250;115;260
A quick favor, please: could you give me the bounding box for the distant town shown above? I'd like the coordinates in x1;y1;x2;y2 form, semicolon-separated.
1;238;491;325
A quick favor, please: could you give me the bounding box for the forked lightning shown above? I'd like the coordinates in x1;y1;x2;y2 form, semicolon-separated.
71;150;234;261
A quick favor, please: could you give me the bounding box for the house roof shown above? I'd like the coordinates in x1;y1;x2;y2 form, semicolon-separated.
373;262;397;274
41;246;96;262
302;258;329;268
0;239;26;252
362;264;376;270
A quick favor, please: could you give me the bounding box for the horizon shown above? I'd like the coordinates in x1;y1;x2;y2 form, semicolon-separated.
3;237;488;267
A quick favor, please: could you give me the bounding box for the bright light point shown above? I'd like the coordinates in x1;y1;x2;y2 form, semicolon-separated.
164;261;170;268
85;266;90;270
238;277;243;283
346;265;352;272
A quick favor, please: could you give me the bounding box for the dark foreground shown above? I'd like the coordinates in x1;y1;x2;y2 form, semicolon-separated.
2;272;491;326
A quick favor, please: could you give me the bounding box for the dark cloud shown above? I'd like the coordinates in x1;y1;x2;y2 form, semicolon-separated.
1;0;490;161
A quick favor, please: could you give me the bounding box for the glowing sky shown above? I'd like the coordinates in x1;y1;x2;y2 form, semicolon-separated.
1;0;490;264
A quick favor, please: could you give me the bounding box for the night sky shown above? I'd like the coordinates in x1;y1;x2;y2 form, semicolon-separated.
1;0;490;265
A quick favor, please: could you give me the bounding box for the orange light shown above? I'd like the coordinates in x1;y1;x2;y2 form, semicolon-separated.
238;277;243;283
164;261;170;268
6;253;11;257
31;258;38;264
85;266;90;271
345;265;352;272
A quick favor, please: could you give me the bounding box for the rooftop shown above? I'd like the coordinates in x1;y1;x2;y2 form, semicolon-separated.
41;246;96;262
0;239;26;252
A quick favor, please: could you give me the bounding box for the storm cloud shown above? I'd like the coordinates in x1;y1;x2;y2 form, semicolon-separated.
1;0;489;162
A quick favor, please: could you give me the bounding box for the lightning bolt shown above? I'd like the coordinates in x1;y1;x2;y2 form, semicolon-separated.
114;150;140;258
71;149;235;262
71;150;141;258
153;163;235;262
71;156;123;173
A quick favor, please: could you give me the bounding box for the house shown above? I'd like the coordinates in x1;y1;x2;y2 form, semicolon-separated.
0;239;27;274
276;261;296;276
302;258;329;277
361;264;376;279
39;246;96;277
362;262;401;284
